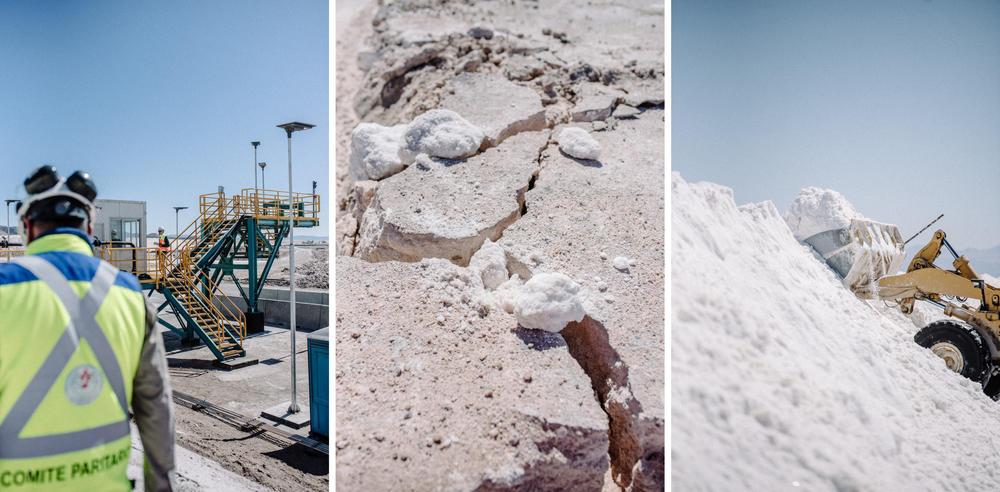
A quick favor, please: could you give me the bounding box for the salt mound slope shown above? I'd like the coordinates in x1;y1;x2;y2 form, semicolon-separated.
784;186;862;240
672;172;1000;490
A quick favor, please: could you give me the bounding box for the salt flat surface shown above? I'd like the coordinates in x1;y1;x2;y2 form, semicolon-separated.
672;172;1000;490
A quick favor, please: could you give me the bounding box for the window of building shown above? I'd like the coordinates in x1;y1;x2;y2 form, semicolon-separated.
111;219;140;246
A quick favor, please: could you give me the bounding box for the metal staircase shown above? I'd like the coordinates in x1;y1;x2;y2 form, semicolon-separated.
157;201;248;361
94;187;320;362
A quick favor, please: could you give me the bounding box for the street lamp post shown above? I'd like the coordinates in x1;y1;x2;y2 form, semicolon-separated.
173;206;188;238
276;121;314;414
251;142;261;215
258;162;267;190
5;199;19;246
252;141;260;191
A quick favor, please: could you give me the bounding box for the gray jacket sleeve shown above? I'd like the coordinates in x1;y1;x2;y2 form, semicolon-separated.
133;297;177;492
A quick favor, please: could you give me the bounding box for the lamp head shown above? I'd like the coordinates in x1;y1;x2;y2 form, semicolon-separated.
277;122;316;137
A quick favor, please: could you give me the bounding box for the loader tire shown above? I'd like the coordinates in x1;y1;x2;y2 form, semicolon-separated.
914;320;989;383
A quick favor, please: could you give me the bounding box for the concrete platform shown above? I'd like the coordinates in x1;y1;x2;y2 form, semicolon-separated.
261;402;311;430
213;356;260;370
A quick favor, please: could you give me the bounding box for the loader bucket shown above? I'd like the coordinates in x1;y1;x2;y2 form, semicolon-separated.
803;218;906;296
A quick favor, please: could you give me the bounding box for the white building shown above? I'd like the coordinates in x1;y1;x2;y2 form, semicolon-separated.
93;199;147;247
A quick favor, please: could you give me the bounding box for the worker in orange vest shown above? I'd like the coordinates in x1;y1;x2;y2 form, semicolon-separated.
157;228;170;253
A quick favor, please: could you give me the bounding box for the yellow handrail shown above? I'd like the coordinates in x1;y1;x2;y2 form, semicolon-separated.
174;258;246;344
0;249;26;263
238;188;320;225
94;246;164;285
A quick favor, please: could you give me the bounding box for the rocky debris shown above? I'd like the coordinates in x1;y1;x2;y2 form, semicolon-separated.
398;108;485;164
468;26;494;40
557;126;602;160
571;83;626;122
438;73;547;149
613;104;640;119
353;44;446;120
349;122;408;181
505;54;546;82
355;131;548;266
267;244;329;289
620;78;665;108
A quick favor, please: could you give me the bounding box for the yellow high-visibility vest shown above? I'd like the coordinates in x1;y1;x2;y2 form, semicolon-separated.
0;229;145;491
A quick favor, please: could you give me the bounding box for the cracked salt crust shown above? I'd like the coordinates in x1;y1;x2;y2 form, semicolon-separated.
335;0;665;489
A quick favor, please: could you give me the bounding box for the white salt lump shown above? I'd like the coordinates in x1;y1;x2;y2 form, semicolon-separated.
400;109;484;164
514;272;586;332
557;127;601;160
349;123;408;181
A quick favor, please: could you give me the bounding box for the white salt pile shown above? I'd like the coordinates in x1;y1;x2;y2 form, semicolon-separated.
557;127;601;160
349;123;408;181
672;171;1000;490
400;109;484;164
784;187;863;240
513;272;585;332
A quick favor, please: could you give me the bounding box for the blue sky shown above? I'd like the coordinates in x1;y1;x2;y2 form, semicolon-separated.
674;0;1000;252
0;0;328;237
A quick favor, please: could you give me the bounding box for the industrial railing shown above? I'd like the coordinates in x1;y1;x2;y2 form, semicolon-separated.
236;189;320;225
94;246;164;284
0;249;25;263
197;189;320;226
171;259;247;343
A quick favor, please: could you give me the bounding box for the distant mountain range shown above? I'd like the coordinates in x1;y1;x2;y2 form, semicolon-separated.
144;232;328;242
963;243;1000;277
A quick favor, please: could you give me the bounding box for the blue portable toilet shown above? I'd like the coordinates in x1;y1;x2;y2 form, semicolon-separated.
307;327;329;439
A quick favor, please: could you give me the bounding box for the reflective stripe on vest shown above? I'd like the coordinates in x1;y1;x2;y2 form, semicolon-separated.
0;257;130;459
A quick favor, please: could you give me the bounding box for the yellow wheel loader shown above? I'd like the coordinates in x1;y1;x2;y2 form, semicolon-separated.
809;220;1000;396
875;230;1000;396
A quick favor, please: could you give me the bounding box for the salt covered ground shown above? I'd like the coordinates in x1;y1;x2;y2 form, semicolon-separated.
335;0;664;489
672;172;1000;490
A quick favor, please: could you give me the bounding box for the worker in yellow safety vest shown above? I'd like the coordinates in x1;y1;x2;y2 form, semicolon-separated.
0;165;176;491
